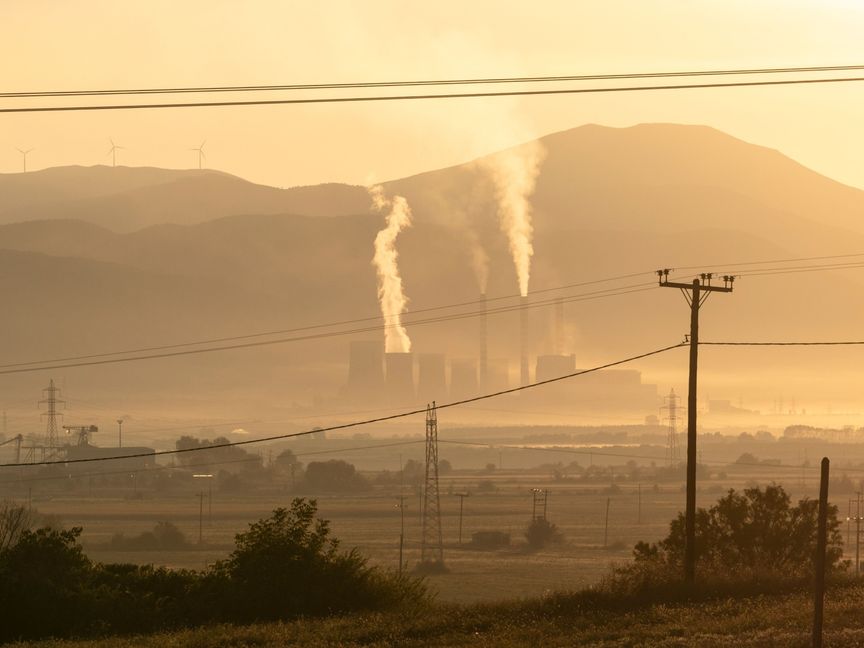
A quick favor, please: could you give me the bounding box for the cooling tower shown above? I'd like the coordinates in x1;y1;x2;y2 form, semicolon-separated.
485;358;510;393
535;354;576;383
418;353;446;402
520;296;529;386
450;358;479;399
385;352;415;404
345;340;384;399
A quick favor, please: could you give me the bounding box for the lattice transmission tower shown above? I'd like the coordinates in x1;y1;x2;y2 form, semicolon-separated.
420;402;444;567
39;378;65;453
660;388;681;464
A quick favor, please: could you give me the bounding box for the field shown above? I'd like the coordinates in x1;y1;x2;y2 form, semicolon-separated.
19;461;852;604
9;582;864;647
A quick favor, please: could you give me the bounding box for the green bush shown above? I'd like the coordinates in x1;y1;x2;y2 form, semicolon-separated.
633;483;843;577
0;498;425;642
214;498;424;621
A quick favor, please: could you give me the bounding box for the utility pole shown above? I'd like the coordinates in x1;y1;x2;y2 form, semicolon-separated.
812;457;830;648
531;488;548;521
117;418;123;448
637;484;642;525
603;497;611;547
197;491;204;544
454;492;470;544
658;270;734;584
398;493;405;575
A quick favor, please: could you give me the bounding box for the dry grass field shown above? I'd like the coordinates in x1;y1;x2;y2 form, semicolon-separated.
19;462;851;604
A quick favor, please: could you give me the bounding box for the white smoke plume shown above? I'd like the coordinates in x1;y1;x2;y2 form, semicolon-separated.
464;226;489;293
370;185;413;353
481;140;545;296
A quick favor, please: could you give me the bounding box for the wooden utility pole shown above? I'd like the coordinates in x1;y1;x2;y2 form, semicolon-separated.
603;497;611;547
658;270;734;584
812;457;830;648
454;492;470;544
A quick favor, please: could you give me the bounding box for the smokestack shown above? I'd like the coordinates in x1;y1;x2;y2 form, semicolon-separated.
480;293;488;387
418;353;446;402
520;296;529;386
385;352;415;404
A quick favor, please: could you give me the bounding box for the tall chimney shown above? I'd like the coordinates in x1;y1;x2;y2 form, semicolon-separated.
480;293;488;388
520;296;529;386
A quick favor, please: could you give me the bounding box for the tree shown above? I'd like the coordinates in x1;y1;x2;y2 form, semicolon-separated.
303;460;369;492
175;435;262;470
525;518;564;550
274;448;302;471
0;500;34;551
0;527;92;640
634;483;843;576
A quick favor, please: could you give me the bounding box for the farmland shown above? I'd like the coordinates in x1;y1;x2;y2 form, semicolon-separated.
16;459;852;604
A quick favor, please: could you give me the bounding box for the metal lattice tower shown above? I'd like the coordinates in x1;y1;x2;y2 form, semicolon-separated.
420;402;444;565
39;378;65;452
660;388;680;464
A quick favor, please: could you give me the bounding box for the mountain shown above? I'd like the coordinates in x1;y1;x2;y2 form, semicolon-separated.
0;166;370;232
1;123;864;418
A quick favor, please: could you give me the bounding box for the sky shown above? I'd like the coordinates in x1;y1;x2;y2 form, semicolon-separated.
2;0;864;189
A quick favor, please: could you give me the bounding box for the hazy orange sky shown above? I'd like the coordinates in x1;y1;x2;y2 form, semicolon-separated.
2;0;864;189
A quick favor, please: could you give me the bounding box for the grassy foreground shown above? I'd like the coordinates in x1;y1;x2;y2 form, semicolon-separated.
10;583;864;648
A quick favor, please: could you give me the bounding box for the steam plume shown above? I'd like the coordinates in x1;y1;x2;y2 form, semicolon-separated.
370;186;413;353
482;141;545;296
465;227;489;293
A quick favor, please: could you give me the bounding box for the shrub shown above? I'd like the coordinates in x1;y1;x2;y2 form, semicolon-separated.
525;518;564;550
633;483;843;577
213;498;425;621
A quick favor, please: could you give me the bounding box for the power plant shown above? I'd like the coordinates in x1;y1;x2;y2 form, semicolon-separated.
385;352;415;404
417;353;446;403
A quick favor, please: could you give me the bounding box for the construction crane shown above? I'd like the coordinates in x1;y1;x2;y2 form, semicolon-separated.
0;434;23;464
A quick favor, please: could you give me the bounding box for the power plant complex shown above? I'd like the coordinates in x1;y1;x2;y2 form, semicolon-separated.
341;297;659;412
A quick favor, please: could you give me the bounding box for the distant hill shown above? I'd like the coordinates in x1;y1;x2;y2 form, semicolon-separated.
1;123;864;413
0;166;370;232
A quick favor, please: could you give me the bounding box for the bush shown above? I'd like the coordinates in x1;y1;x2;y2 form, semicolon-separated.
0;499;425;641
213;498;425;621
633;483;843;577
110;521;188;551
525;518;564;550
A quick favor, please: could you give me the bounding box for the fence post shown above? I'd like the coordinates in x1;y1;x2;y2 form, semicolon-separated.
813;457;829;648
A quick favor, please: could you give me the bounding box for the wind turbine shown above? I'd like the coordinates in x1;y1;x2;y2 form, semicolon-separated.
15;148;33;173
190;140;206;169
107;137;124;167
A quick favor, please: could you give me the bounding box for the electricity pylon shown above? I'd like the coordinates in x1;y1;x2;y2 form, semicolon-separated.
420;402;444;567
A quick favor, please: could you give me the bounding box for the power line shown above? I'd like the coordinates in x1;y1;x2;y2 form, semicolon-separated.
701;341;864;346
0;439;428;486
0;342;685;468
3;253;863;374
3;75;864;114
0;270;654;370
5;64;863;99
0;281;658;375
